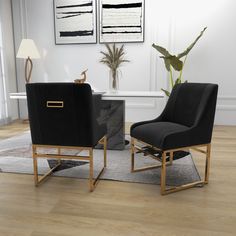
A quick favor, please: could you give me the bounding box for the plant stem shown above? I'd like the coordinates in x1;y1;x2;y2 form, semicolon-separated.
179;55;188;82
169;66;174;88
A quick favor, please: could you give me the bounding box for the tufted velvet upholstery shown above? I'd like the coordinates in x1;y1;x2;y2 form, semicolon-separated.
26;83;106;147
131;83;218;151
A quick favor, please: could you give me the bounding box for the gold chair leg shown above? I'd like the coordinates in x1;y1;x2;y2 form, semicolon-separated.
205;143;211;184
131;140;212;195
33;157;38;185
32;139;107;191
161;144;211;195
57;148;62;165
36;163;61;186
161;149;204;195
131;138;135;172
90;136;107;191
160;151;167;195
131;138;164;172
89;139;107;192
104;136;107;168
32;145;38;186
169;151;174;165
33;160;61;186
32;145;62;186
89;149;94;192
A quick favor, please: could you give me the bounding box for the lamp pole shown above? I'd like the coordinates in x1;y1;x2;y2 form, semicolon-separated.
25;56;33;83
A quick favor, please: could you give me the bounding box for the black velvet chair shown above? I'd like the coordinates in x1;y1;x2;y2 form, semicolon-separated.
130;83;218;195
26;83;107;191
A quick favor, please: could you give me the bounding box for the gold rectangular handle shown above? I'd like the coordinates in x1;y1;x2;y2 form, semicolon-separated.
46;101;64;108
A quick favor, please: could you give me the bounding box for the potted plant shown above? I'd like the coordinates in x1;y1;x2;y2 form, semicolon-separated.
100;43;129;92
152;27;207;96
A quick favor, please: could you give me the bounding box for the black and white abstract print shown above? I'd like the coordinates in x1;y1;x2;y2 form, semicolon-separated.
99;0;144;43
54;0;97;44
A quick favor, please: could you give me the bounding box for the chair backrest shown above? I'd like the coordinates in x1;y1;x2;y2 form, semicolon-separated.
161;83;218;129
26;83;97;147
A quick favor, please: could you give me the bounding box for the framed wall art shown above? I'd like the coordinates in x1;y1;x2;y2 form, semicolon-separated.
54;0;97;44
99;0;145;43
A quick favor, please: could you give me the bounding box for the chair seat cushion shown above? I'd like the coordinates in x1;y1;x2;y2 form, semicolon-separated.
131;122;189;150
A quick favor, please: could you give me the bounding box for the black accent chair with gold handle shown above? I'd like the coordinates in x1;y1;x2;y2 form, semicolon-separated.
130;83;218;195
26;83;107;191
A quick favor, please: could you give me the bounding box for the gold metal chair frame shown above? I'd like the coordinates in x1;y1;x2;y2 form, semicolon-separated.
32;136;107;192
131;137;211;195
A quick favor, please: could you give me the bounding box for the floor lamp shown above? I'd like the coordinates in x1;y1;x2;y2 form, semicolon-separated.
16;39;40;83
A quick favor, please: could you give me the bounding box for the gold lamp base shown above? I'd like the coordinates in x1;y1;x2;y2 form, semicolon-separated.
25;57;33;83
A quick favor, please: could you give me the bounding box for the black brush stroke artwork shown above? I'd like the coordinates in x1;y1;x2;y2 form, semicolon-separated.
58;11;93;14
60;30;93;37
101;1;143;37
56;2;92;9
103;25;141;28
102;31;141;34
102;3;142;9
57;11;93;19
56;0;94;38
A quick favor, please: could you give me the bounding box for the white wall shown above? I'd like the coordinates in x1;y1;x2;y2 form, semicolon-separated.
12;0;236;125
0;0;18;120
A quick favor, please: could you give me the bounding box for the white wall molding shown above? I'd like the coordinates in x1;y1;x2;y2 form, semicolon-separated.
215;95;236;124
218;96;236;100
19;0;27;37
217;96;236;111
0;0;18;120
127;98;236;111
12;0;29;119
217;105;236;111
127;101;156;109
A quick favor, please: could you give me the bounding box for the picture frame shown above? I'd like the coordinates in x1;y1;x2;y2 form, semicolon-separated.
99;0;145;43
54;0;97;44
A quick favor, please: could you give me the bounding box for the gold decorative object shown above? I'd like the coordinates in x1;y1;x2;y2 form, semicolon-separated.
74;69;88;84
46;101;64;108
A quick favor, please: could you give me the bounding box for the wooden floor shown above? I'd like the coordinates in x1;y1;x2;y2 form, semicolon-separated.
0;120;29;140
0;121;236;235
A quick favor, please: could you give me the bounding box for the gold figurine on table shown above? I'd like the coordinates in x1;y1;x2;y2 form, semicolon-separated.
74;69;88;84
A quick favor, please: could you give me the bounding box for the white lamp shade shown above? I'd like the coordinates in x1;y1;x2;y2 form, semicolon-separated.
16;39;40;59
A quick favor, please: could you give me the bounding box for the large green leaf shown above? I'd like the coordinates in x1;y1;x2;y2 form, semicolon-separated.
153;43;183;71
163;58;171;71
177;27;207;59
160;55;183;71
166;55;183;71
161;88;170;97
152;43;171;57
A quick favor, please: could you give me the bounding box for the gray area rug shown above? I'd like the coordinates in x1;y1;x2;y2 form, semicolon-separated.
0;132;201;186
